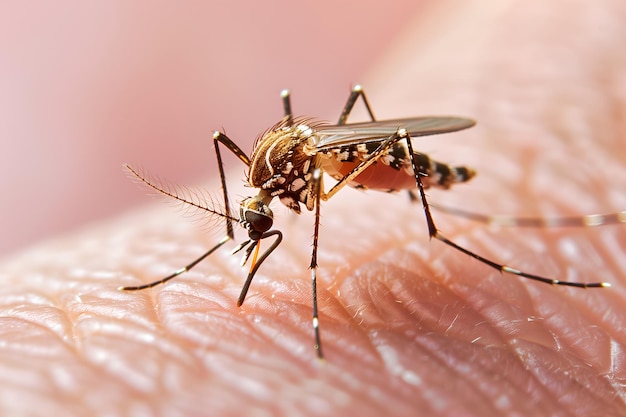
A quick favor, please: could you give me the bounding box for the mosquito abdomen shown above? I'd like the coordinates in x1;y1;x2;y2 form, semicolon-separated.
321;141;475;191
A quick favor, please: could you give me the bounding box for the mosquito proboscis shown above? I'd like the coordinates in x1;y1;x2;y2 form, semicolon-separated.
121;85;617;359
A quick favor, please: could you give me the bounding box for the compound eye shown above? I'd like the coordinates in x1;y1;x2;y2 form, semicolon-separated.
240;197;274;240
244;210;273;236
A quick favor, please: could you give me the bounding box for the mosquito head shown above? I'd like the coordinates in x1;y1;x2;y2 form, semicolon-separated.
240;192;274;241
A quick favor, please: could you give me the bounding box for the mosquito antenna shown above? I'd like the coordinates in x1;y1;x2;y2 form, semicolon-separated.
125;164;238;223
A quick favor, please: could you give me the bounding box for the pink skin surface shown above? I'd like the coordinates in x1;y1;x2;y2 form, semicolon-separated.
2;1;626;416
0;1;417;256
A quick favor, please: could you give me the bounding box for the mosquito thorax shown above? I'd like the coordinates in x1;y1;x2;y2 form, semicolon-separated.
247;118;318;215
239;191;274;241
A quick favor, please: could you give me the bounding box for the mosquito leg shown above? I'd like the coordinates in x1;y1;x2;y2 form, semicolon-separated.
121;164;242;291
403;135;610;288
281;89;293;124
122;133;251;291
324;84;397;200
309;168;324;359
323;130;408;202
120;235;231;291
337;85;377;125
213;132;251;239
236;230;283;306
432;204;626;228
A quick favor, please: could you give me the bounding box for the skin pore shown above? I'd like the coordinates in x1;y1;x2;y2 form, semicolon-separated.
1;1;625;416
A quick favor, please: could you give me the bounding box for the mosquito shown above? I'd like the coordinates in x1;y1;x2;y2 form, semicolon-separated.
121;85;616;359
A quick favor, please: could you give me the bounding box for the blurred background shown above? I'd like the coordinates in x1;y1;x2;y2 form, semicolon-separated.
0;1;420;256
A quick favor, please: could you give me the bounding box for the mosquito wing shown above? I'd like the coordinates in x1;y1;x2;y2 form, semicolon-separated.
313;116;475;151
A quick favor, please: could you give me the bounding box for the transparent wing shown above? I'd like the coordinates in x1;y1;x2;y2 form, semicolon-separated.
313;116;475;150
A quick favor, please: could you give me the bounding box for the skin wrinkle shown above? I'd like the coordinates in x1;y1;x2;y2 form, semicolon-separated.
415;338;544;415
336;260;588;412
526;286;614;370
1;1;626;416
514;340;618;415
334;184;616;412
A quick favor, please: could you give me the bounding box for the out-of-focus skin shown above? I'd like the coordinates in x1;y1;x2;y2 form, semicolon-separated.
1;1;626;416
0;1;418;256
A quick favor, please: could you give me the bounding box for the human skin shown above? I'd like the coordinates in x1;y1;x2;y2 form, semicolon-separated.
0;0;418;256
1;1;626;416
